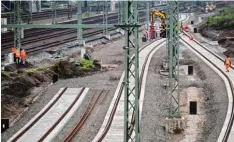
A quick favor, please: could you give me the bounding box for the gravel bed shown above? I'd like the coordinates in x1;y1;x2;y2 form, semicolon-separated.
181;47;228;142
140;45;171;142
140;42;228;142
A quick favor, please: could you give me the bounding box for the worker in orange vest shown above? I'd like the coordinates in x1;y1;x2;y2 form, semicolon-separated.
20;49;26;64
15;49;20;64
224;55;231;72
189;34;194;40
11;46;16;62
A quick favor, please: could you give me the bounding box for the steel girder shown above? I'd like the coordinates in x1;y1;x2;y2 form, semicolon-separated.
118;1;123;25
68;1;72;19
103;0;108;35
2;24;115;29
166;1;180;117
122;1;140;142
28;1;32;24
52;1;57;24
146;1;150;40
14;1;21;50
77;1;82;40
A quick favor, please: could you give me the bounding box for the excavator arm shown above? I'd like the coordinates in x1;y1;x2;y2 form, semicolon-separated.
150;8;166;38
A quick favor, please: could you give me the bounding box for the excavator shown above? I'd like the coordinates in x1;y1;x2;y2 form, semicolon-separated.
150;8;166;38
207;4;216;11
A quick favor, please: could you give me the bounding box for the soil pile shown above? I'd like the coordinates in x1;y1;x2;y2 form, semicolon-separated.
1;70;54;118
199;6;234;57
1;58;102;119
200;27;234;57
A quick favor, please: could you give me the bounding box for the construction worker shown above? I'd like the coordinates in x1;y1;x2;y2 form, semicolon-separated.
189;34;194;40
224;55;231;72
11;46;16;62
180;22;183;32
143;29;147;37
20;49;26;64
183;26;189;32
15;49;20;64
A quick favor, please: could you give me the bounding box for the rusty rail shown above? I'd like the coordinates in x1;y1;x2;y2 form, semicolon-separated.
37;87;85;142
64;89;106;142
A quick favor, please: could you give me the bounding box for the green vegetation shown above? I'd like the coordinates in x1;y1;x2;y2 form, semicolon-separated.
2;71;11;78
207;6;234;30
38;66;53;73
77;59;94;71
24;68;36;73
84;12;89;18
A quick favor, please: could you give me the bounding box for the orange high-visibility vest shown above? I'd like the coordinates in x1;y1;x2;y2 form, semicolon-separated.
225;58;231;65
15;51;20;58
20;50;26;58
190;35;194;40
11;47;16;54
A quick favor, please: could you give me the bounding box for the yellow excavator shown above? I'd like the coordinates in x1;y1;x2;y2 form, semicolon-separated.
207;4;216;11
150;8;166;38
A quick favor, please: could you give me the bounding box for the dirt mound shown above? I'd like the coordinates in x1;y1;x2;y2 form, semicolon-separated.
1;70;54;118
200;26;234;57
1;58;102;119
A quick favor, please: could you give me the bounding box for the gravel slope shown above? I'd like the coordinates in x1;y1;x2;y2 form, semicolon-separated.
140;46;171;142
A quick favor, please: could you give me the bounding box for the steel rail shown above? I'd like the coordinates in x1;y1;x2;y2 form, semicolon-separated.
63;89;106;142
95;39;167;142
9;87;68;142
37;87;85;142
1;16;146;60
1;13;146;57
1;13;121;47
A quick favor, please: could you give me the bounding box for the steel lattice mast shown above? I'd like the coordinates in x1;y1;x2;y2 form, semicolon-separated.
122;1;140;141
166;0;180;117
52;1;57;24
103;0;108;35
68;1;72;19
146;1;150;40
77;1;82;41
27;1;32;24
14;1;21;50
118;1;123;25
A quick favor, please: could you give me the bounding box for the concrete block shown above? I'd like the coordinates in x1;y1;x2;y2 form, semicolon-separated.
104;34;111;40
1;18;7;33
117;29;125;35
163;60;168;70
21;28;24;39
81;47;86;58
165;117;185;134
78;40;85;46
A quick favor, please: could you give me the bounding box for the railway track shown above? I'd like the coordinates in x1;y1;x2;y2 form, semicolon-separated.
1;14;147;60
1;12;146;56
1;13;117;43
64;89;110;142
7;87;90;142
92;32;234;141
180;33;234;142
2;7;87;24
92;38;167;142
92;13;188;142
